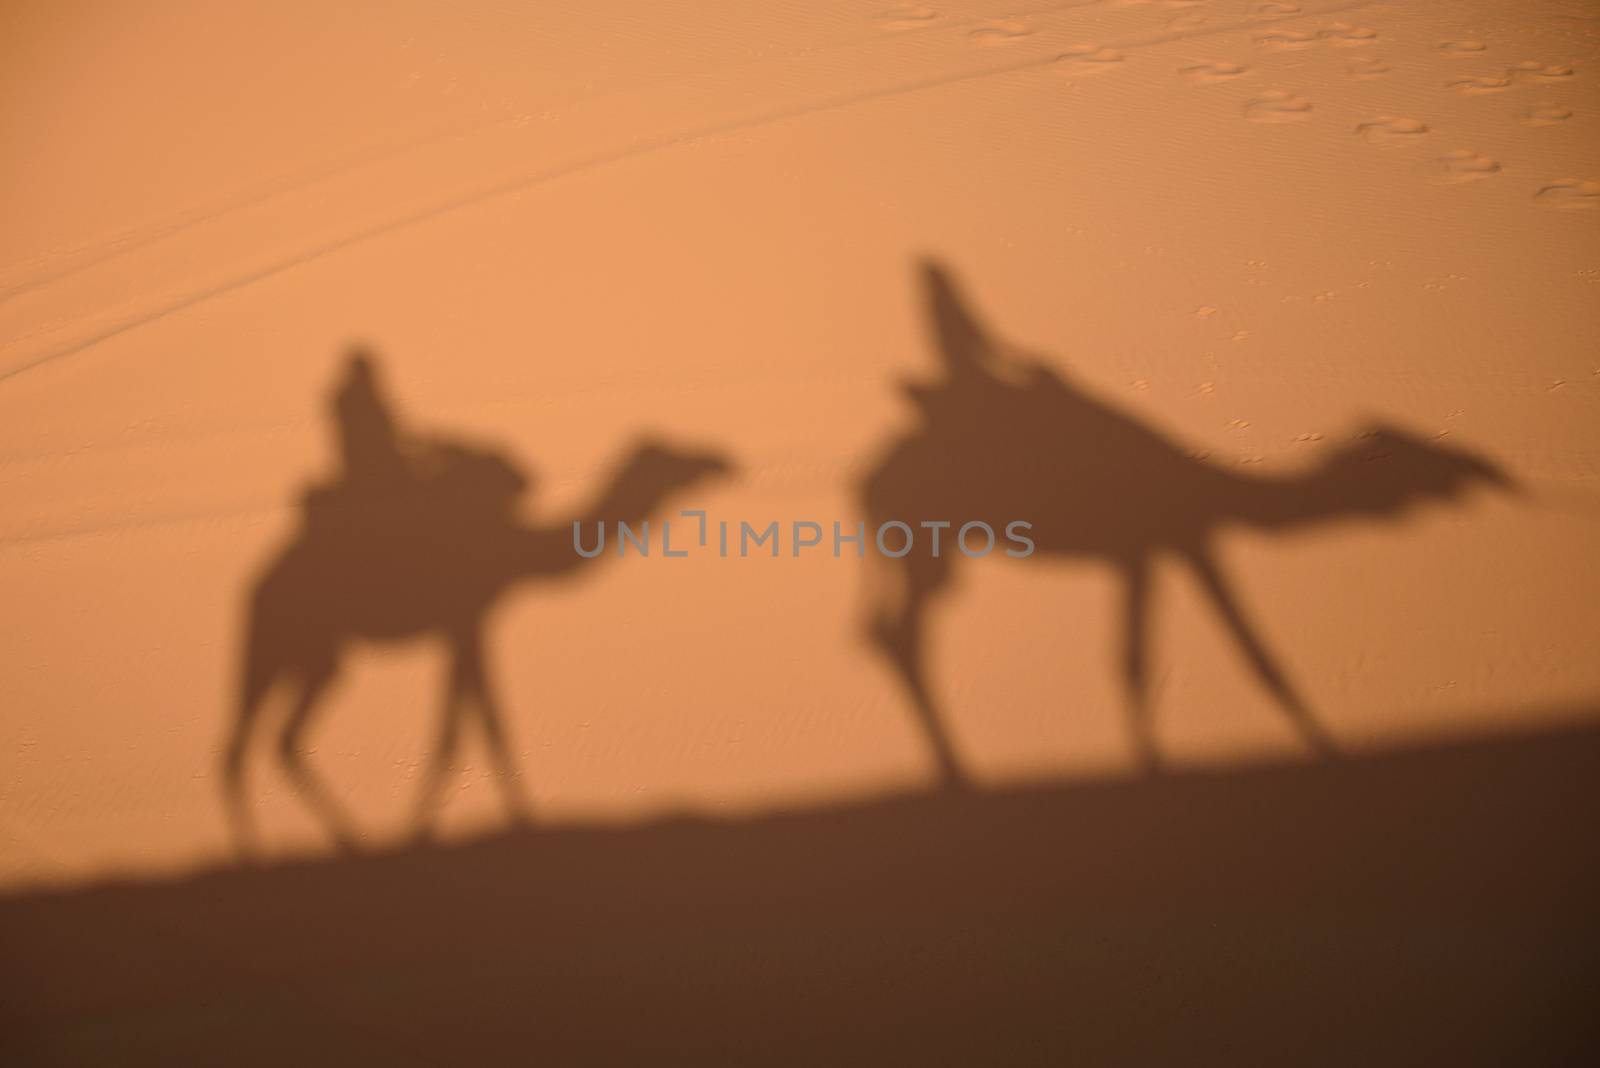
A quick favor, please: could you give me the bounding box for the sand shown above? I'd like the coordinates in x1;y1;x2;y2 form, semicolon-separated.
2;0;1598;1057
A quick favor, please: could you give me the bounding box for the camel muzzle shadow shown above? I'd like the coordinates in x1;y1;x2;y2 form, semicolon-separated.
858;259;1518;786
221;350;734;856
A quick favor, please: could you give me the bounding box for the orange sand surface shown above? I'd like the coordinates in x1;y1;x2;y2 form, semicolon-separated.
2;0;1598;1057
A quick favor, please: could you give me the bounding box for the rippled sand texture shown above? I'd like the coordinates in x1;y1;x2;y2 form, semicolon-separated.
2;0;1598;886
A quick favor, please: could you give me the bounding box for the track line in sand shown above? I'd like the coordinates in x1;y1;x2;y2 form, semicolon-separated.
0;0;1120;307
0;0;1377;385
0;117;516;309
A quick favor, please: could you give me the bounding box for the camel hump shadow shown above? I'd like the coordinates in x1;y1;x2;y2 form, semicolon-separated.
858;259;1517;786
221;348;733;855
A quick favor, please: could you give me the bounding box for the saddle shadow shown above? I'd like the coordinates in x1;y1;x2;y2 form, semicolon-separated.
858;260;1517;785
221;348;733;854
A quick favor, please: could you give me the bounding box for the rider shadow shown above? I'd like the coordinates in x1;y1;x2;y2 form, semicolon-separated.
858;260;1517;786
221;349;733;855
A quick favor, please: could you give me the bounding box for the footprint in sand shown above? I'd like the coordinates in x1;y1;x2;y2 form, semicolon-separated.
1253;2;1302;19
1255;30;1315;49
1441;40;1488;57
1246;89;1313;123
1182;61;1250;83
1427;150;1502;183
875;3;937;30
1510;61;1576;82
1522;102;1574;126
1536;180;1600;209
1358;115;1430;143
1449;74;1513;94
1320;24;1378;47
1056;46;1126;73
969;19;1031;45
1347;57;1391;78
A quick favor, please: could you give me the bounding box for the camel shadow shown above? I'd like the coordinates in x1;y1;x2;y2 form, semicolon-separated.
221;348;733;855
858;260;1518;786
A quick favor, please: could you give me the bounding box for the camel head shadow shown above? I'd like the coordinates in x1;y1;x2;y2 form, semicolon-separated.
221;349;734;856
857;258;1517;787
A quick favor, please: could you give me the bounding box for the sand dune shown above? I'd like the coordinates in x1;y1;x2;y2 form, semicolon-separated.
2;0;1598;1058
4;716;1598;1063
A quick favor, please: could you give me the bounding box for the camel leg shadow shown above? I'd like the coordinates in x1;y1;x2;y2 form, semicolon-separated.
221;689;266;859
276;663;364;853
866;550;971;789
1181;545;1339;761
411;627;532;841
1119;554;1166;774
222;661;361;857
